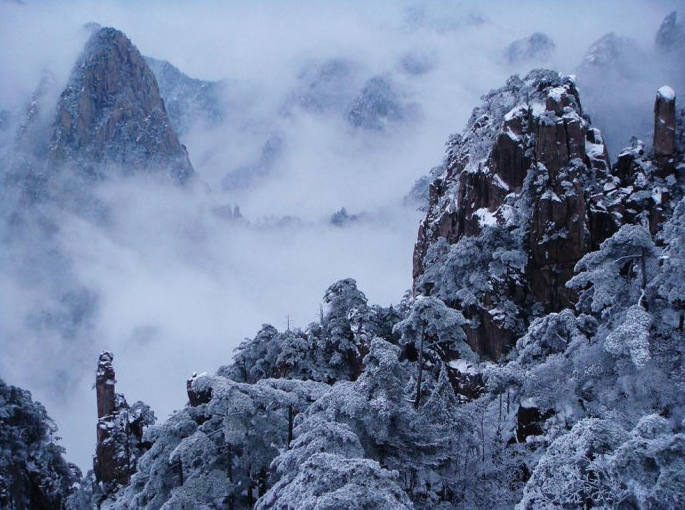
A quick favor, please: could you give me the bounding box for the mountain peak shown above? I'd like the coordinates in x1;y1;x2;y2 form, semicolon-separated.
48;26;194;183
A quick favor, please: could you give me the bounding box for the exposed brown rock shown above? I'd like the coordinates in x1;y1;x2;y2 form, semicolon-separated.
654;86;676;165
94;352;129;488
413;71;616;359
187;372;212;406
49;27;194;183
93;352;154;497
96;351;116;419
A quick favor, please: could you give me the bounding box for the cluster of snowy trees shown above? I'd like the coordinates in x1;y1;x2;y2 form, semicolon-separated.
0;379;80;510
79;192;683;508
2;66;683;509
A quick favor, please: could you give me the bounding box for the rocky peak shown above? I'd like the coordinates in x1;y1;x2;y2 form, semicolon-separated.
413;70;615;358
578;32;640;79
656;11;685;53
49;27;194;183
413;75;683;360
347;75;407;130
96;351;116;419
505;32;555;64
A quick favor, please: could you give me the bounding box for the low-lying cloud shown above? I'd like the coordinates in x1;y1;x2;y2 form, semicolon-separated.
0;0;681;470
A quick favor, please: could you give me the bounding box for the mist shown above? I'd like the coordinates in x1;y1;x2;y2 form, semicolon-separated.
0;0;681;471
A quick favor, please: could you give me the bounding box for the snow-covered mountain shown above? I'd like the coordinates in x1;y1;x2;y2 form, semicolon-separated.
2;4;685;510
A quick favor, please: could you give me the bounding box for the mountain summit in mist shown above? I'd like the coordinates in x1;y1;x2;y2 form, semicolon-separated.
1;3;685;510
49;26;194;183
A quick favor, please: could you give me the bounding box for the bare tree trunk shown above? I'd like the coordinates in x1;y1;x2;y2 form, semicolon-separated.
480;410;485;463
498;393;502;424
639;248;649;310
226;443;234;510
259;467;267;497
287;405;294;449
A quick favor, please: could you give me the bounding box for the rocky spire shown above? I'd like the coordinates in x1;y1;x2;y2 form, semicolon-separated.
49;27;194;183
654;86;676;161
96;351;116;419
655;11;685;54
94;352;128;488
93;352;155;498
413;74;684;360
412;70;615;359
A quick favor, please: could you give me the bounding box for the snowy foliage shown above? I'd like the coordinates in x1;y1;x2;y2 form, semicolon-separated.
257;453;413;510
0;379;79;510
220;279;401;384
395;295;473;362
604;304;652;368
568;224;658;320
517;418;629;509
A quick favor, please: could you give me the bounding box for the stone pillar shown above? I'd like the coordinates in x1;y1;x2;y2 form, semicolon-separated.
654;86;676;159
94;351;124;486
96;351;116;419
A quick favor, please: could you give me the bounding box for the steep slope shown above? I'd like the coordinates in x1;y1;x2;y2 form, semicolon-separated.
656;10;685;54
49;27;194;183
145;56;225;136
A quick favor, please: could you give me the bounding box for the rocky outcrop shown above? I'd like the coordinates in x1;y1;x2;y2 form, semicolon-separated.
347;76;409;130
656;11;685;54
505;32;555;64
413;73;682;359
413;70;614;358
578;32;640;78
654;86;676;160
49;27;194;183
145;56;225;136
94;352;154;498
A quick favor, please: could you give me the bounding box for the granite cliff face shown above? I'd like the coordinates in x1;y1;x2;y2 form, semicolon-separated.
49;27;194;183
412;70;681;359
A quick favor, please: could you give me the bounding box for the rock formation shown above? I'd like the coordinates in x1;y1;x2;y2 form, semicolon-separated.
655;11;685;54
654;86;676;160
347;76;408;130
578;32;640;78
144;56;225;136
505;32;555;64
412;71;681;359
94;352;154;499
49;27;194;183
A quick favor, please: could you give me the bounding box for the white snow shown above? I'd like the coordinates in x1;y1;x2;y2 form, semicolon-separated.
492;173;510;190
530;101;547;117
540;190;562;203
504;104;526;122
657;85;675;101
548;86;566;102
474;207;498;227
586;140;605;159
448;359;478;375
504;127;521;142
